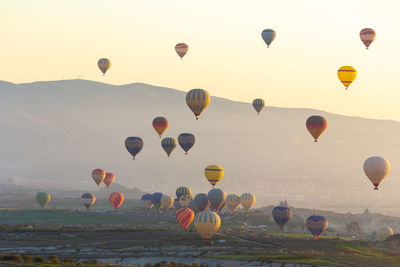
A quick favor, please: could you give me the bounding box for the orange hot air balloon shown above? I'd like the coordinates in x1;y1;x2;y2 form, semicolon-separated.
176;207;195;230
104;173;115;188
306;116;327;142
109;192;124;210
92;169;106;187
152;117;168;138
175;43;189;59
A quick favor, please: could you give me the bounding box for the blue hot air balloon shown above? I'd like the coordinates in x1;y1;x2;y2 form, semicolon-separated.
125;137;143;159
306;215;328;239
272;206;292;229
151;192;163;210
178;133;195;155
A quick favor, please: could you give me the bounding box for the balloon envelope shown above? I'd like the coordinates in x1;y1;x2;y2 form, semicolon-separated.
109;192;124;210
186;89;210;119
141;194;154;209
194;211;221;241
226;194;240;213
161;137;177;157
151;192;163;209
104;173;115;188
252;99;265;114
36;192;51;208
82;193;96;209
337;66;357;89
360;28;376;49
175;43;189;59
363;156;390;190
176;207;194;230
240;193;256;212
97;58;111;75
178;133;195;154
261;29;276;47
179;194;193;208
204;165;224;187
272;206;292;229
208;188;226;211
188;200;199;214
176;186;192;199
306;215;328;239
194;193;210;211
153;117;168;137
306;116;327;142
161;195;174;211
125;137;143;159
376;226;393;241
92;169;106;187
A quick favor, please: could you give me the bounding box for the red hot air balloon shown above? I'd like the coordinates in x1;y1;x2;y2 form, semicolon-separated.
104;173;115;188
109;192;124;210
306;116;327;142
152;117;168;138
92;169;106;187
176;207;194;230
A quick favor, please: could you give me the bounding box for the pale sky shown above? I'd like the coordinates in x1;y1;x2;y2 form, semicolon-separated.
1;0;400;120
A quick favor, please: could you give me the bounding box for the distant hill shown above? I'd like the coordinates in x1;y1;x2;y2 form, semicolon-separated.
95;183;146;199
1;79;400;215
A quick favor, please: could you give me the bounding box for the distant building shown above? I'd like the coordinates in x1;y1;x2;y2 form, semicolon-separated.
346;221;365;239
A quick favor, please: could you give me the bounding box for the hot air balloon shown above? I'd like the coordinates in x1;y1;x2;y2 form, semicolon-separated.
240;193;256;212
186;89;210;120
141;194;154;209
109;192;124;210
175;43;189;59
225;194;241;213
151;192;163;210
173;198;182;209
376;226;393;241
98;58;111;75
360;28;376;49
161;195;174;211
92;169;106;187
252;99;265;115
261;29;276;48
272;206;292;229
188;200;199;214
337;66;357;90
81;193;96;209
194;193;210;211
104;173;115;188
152;117;168;138
176;186;192;199
179;194;193;208
218;202;226;213
36;192;51;208
363;156;390;190
178;133;195;155
125;137;143;159
208;188;226;211
194;211;221;242
306;215;328;239
176;207;194;230
204;165;224;188
161;137;177;157
306;116;327;142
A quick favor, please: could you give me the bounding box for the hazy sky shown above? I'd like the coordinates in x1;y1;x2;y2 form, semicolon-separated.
2;0;400;120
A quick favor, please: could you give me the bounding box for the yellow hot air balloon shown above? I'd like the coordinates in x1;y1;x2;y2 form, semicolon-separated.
186;89;210;120
161;195;174;211
337;66;357;90
194;211;221;242
240;193;256;212
376;226;393;241
98;58;111;75
204;165;224;188
363;156;390;190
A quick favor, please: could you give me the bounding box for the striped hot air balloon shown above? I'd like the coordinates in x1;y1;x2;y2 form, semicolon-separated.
161;137;177;157
360;28;376;49
92;169;106;187
261;29;276;48
176;207;194;230
306;116;327;142
109;192;124;210
252;98;265;115
208;188;226;211
125;137;143;159
186;89;210;120
141;194;154;209
176;186;192;199
179;194;193;208
225;194;240;213
194;211;221;242
152;117;168;138
175;43;189;59
337;66;357;90
81;193;96;209
103;173;115;188
178;133;195;155
36;192;51;208
306;215;328;239
240;193;256;212
97;58;111;75
161;195;174;211
204;165;224;188
272;206;292;229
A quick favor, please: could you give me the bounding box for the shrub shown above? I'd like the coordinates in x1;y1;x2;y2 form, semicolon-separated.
33;256;45;263
90;259;99;264
48;254;59;264
62;257;74;263
22;254;33;262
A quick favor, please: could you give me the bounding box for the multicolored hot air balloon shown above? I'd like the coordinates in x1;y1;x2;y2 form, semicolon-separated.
104;173;115;188
125;137;143;159
194;211;221;242
152;117;168;138
175;43;189;59
360;28;376;49
225;194;240;213
92;169;106;187
261;29;276;48
109;192;124;210
363;156;390;190
186;89;210;120
337;66;357;90
306;215;328;239
141;194;154;209
240;193;256;212
36;192;51;208
81;193;96;209
98;58;111;75
194;193;210;212
272;206;292;229
252;99;265;115
161;137;177;157
178;133;195;155
161;195;174;211
151;192;163;210
176;186;192;199
306;116;327;142
208;188;226;211
176;207;194;230
204;165;224;188
179;194;193;208
376;226;393;241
